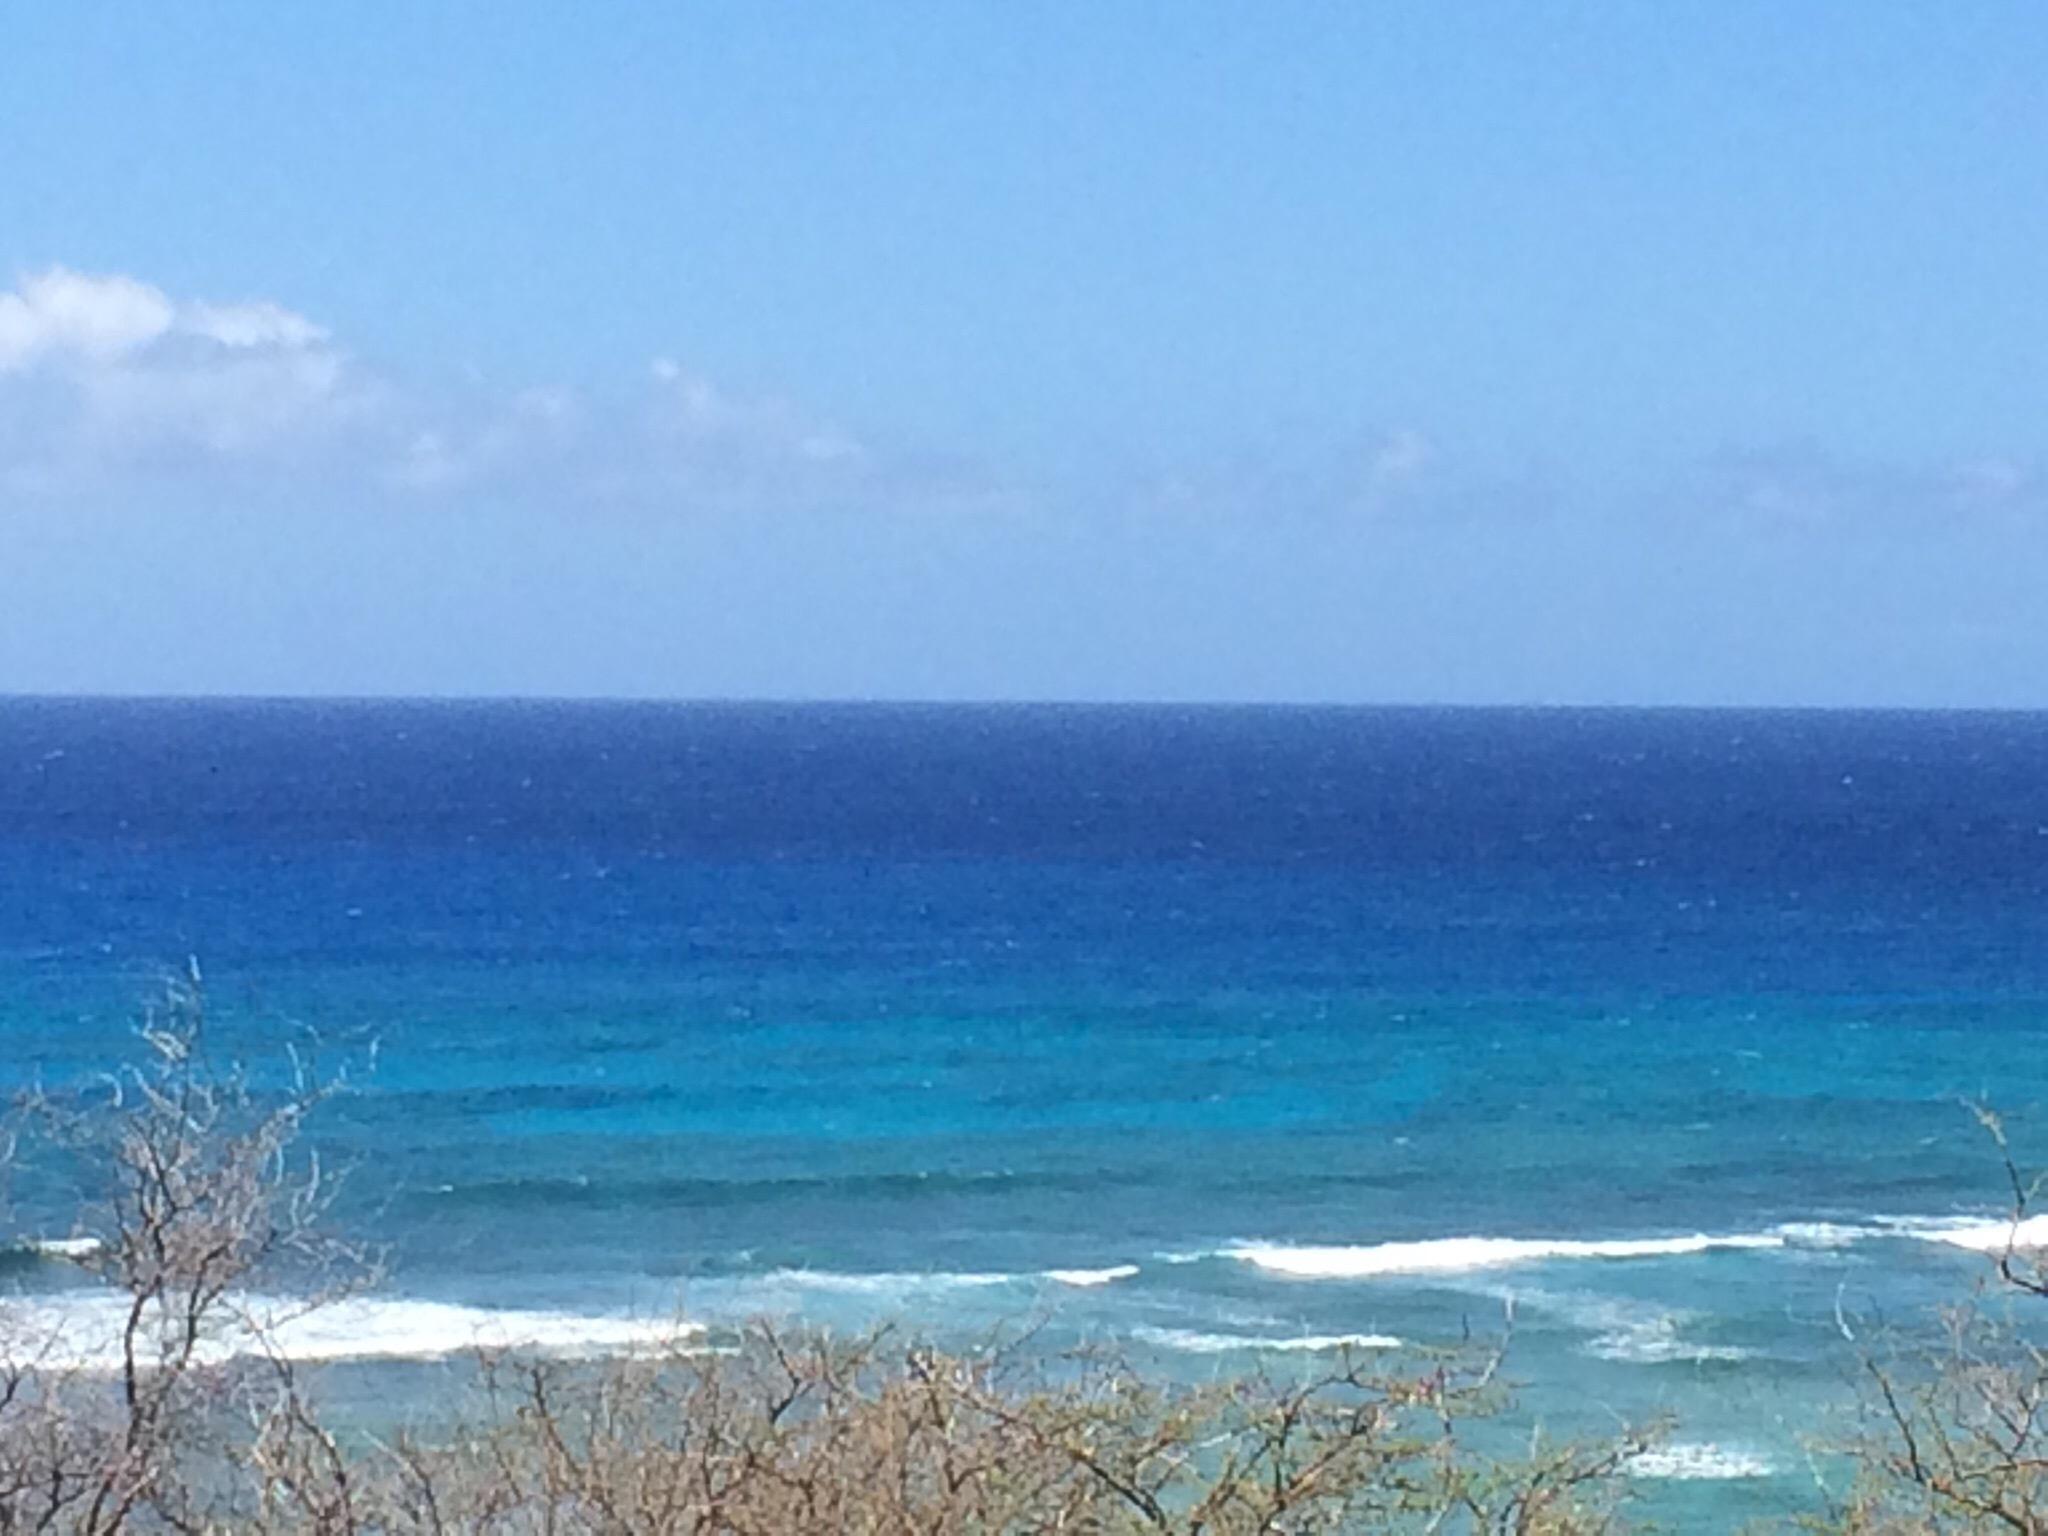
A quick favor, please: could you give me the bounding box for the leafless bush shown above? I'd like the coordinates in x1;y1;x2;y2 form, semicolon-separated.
322;1324;1651;1536
0;963;371;1535
1813;1109;2048;1535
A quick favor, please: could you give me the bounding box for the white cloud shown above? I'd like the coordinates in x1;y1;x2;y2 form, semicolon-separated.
0;268;330;373
77;344;355;455
0;269;176;370
646;361;862;460
0;267;370;482
356;355;887;507
0;267;983;514
386;387;585;491
636;357;878;504
182;299;329;350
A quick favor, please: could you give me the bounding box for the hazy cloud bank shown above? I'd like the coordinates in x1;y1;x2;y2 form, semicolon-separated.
0;268;940;516
3;267;2044;705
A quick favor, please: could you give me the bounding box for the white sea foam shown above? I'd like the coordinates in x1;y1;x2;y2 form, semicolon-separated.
1624;1442;1775;1480
1133;1327;1402;1355
1210;1214;2048;1284
1225;1233;1784;1279
1767;1221;1871;1248
758;1269;1016;1295
1582;1313;1752;1364
15;1237;104;1262
758;1264;1138;1295
1043;1264;1139;1287
0;1292;704;1372
1494;1286;1752;1365
1889;1213;2048;1253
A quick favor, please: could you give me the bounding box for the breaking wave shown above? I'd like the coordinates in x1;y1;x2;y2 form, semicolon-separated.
1042;1265;1140;1287
1506;1288;1753;1365
25;1237;105;1262
1885;1213;2048;1252
754;1262;1140;1295
1133;1326;1402;1355
1214;1213;2048;1281
1224;1233;1784;1279
1625;1443;1776;1480
0;1291;705;1372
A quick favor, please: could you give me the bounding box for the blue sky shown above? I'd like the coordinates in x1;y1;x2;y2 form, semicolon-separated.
3;3;2045;703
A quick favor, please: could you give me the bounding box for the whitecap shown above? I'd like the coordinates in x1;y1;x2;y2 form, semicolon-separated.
1767;1221;1873;1248
1042;1265;1139;1288
1625;1443;1775;1480
1585;1317;1752;1365
1133;1326;1402;1355
1224;1232;1783;1279
752;1263;1141;1295
0;1291;705;1372
1508;1288;1752;1366
10;1236;104;1263
1887;1213;2048;1253
756;1268;1016;1295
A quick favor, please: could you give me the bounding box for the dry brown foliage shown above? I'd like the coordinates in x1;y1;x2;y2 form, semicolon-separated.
330;1326;1651;1536
1810;1109;2048;1535
0;964;370;1535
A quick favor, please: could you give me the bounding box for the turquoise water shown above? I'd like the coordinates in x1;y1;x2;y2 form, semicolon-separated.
5;699;2048;1524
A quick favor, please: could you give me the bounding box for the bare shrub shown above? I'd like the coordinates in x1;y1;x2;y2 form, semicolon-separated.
0;963;370;1534
334;1325;1652;1536
1814;1109;2048;1535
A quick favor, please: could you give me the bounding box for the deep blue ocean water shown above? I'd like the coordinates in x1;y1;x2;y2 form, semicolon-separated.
6;697;2048;1524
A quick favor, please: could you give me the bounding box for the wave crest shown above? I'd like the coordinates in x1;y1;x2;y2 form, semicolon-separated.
752;1263;1139;1296
0;1292;704;1372
1043;1265;1139;1288
1;1236;104;1266
1225;1233;1783;1279
1888;1214;2048;1253
1625;1443;1775;1480
1134;1327;1402;1355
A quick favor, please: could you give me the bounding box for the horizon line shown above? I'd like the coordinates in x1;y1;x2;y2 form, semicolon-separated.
2;690;2045;718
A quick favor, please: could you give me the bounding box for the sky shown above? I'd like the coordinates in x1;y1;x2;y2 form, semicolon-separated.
2;2;2046;705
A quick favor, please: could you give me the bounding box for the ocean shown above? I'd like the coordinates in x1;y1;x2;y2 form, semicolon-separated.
5;697;2048;1526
